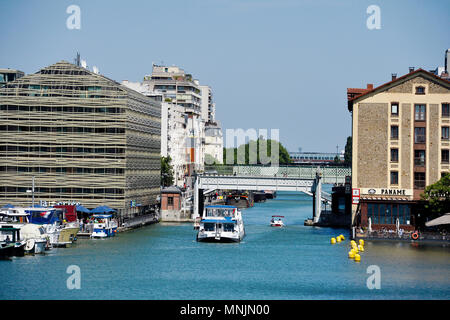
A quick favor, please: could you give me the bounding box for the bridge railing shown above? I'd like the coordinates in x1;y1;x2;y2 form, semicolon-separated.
204;165;351;183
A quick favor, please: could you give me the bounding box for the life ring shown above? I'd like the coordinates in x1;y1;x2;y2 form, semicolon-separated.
411;231;419;240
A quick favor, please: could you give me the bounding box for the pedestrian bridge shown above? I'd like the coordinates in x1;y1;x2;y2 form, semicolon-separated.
194;165;351;222
204;165;351;184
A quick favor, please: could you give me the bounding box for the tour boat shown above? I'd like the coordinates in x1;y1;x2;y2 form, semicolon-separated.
197;205;245;243
270;215;285;227
91;214;118;238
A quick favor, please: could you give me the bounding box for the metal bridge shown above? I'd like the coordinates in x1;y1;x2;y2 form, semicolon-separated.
193;165;351;222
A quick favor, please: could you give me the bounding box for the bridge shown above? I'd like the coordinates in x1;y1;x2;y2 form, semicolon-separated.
193;165;351;222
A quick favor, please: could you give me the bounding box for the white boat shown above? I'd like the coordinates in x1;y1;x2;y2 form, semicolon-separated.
0;208;48;253
20;207;78;248
197;205;245;243
270;215;285;227
91;214;118;238
20;224;48;254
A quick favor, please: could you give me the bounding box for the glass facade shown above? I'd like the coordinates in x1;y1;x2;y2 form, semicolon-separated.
367;203;411;225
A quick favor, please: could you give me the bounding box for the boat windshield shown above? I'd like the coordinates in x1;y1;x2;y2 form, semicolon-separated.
206;208;235;218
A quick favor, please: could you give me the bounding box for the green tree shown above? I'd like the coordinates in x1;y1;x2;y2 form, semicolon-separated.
161;156;174;187
421;173;450;215
222;139;291;165
344;136;352;166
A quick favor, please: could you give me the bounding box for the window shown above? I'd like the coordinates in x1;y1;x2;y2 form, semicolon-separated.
391;103;399;116
391;148;399;162
442;127;449;140
391;125;399;140
443;103;450;117
414;150;425;166
415;86;425;95
390;171;399;185
414;172;426;189
442;149;449;164
414;127;426;143
415;104;426;121
168;197;174;206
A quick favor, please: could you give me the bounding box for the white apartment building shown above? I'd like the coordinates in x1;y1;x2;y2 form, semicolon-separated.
204;122;223;164
123;64;222;187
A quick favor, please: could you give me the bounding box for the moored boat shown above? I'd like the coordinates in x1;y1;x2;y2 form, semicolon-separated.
91;214;118;238
197;205;245;243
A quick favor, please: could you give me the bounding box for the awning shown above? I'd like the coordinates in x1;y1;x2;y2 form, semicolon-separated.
90;205;116;213
425;213;450;227
76;205;91;213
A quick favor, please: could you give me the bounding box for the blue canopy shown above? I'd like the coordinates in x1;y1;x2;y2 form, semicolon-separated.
1;204;15;208
90;205;116;214
201;217;236;224
76;205;91;213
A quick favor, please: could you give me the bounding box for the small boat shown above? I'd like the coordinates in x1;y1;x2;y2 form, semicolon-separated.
91;214;118;238
20;224;49;254
197;205;245;243
270;215;285;227
26;207;78;247
0;226;25;257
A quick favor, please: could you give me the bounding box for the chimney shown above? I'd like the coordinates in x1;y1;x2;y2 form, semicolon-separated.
367;84;374;90
391;73;397;81
409;67;415;73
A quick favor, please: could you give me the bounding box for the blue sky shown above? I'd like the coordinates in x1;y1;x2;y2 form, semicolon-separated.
0;0;449;152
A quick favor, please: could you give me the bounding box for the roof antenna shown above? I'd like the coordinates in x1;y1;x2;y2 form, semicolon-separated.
74;52;81;67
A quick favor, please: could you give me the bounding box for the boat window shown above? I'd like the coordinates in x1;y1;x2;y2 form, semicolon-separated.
223;223;234;232
204;223;215;231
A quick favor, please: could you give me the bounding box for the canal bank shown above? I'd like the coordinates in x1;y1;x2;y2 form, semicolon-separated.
1;191;449;300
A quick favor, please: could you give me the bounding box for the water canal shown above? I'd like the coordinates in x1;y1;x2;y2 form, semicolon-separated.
1;190;449;300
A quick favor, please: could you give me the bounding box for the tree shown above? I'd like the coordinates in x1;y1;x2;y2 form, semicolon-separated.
161;156;174;187
222;138;291;165
344;136;352;166
421;173;450;216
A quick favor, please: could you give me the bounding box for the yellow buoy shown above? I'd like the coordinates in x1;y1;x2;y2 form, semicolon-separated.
340;234;345;240
358;245;365;252
359;239;365;246
336;237;341;243
331;237;336;244
353;247;359;253
348;251;355;259
354;254;361;262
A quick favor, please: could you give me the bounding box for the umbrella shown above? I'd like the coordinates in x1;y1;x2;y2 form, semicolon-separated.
90;205;116;214
368;217;372;233
75;205;91;213
425;213;450;227
1;204;15;208
396;218;400;232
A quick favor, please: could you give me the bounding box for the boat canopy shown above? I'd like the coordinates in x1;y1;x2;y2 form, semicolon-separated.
93;214;112;219
201;218;237;224
272;215;285;218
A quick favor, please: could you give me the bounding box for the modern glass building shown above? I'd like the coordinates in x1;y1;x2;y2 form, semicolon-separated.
0;61;161;219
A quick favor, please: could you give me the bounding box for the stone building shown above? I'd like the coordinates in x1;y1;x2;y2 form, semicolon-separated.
348;68;450;232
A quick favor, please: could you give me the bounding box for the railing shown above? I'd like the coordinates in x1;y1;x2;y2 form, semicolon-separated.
203;165;351;183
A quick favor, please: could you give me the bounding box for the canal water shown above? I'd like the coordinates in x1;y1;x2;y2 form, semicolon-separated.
1;190;449;300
